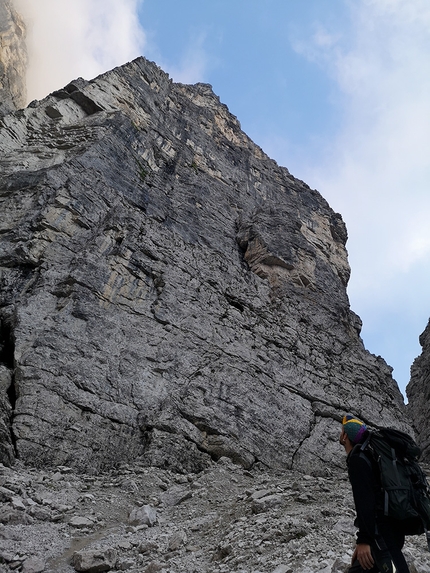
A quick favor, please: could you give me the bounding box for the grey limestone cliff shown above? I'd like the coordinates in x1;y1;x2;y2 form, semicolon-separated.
407;319;430;461
0;0;27;116
0;56;410;474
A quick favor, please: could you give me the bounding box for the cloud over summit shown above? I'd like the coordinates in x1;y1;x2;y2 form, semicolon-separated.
15;0;146;101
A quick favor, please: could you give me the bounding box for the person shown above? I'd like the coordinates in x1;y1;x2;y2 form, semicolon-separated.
340;414;410;573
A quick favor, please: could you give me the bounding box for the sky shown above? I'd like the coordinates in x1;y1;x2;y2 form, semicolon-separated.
14;0;430;399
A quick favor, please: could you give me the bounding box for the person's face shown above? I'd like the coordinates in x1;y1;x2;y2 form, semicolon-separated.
339;426;354;453
339;427;347;446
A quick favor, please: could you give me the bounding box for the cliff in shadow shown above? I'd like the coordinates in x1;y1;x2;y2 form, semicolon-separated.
407;319;430;461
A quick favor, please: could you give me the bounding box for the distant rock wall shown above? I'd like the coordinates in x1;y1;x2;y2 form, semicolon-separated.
0;0;27;115
407;319;430;461
0;57;410;474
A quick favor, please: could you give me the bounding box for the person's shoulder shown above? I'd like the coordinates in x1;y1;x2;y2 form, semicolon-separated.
347;444;373;470
348;443;364;458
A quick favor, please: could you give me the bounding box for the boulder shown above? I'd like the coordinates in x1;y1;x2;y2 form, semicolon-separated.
71;548;117;573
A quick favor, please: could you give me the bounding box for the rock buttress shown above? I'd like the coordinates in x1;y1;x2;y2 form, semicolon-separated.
0;57;409;474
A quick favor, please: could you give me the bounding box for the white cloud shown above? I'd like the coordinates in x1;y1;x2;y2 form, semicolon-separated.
285;0;430;392
14;0;146;102
293;0;430;292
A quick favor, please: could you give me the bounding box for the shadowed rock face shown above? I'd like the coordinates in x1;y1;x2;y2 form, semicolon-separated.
0;0;27;116
0;57;409;474
407;319;430;461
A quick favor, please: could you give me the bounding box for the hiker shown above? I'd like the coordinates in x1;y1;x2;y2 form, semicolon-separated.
340;415;411;573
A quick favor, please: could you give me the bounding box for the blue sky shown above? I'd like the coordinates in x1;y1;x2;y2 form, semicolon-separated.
139;0;344;146
16;0;430;398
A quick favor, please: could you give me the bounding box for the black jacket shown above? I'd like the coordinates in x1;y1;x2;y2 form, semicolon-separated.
346;437;412;573
347;439;381;545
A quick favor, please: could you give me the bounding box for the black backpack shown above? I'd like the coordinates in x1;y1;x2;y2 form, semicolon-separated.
359;427;430;550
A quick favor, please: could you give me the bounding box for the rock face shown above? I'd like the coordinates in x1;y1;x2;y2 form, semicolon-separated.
0;0;27;116
0;56;409;474
407;319;430;461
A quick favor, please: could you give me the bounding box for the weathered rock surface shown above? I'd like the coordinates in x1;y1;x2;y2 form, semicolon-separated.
0;0;27;116
1;459;430;573
407;319;430;461
0;56;410;474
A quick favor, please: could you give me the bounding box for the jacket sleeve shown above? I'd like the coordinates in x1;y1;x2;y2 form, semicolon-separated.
348;450;378;545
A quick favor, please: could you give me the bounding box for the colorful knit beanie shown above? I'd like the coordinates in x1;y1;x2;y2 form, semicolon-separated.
342;414;367;444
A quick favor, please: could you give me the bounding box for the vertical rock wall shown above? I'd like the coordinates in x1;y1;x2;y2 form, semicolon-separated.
407;319;430;461
0;0;27;116
0;57;410;474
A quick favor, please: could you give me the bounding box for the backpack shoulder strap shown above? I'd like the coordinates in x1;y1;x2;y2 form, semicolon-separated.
350;437;375;472
360;430;372;452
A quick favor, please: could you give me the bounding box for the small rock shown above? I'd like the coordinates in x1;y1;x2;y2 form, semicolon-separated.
0;550;15;563
53;503;73;512
128;505;157;527
212;542;232;562
11;497;26;510
0;487;15;502
69;516;96;528
331;557;350;572
250;489;272;500
117;540;132;550
22;557;45;573
57;466;73;473
0;508;33;525
116;557;135;571
138;541;158;555
296;493;313;503
71;548;117;572
333;518;357;535
121;479;138;492
143;562;163;573
160;486;192;507
28;505;52;521
251;494;283;513
168;530;187;551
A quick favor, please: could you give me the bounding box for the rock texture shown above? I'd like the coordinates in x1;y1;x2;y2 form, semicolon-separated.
0;56;410;474
407;319;430;461
0;0;27;116
1;459;430;573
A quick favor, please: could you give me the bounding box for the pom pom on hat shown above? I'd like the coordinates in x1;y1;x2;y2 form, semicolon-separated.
342;414;367;444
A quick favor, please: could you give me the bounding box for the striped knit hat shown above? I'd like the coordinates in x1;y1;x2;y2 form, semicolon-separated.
342;414;367;444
